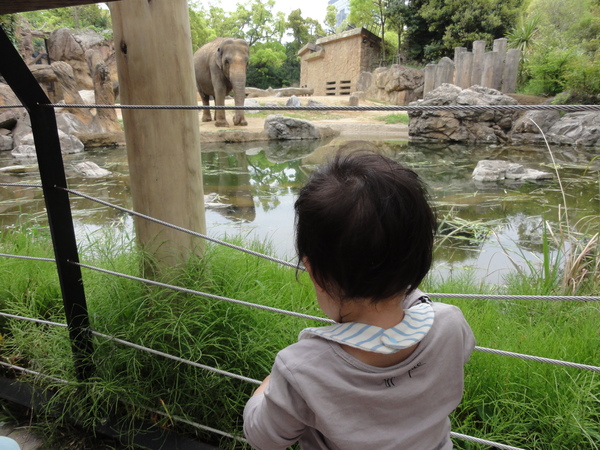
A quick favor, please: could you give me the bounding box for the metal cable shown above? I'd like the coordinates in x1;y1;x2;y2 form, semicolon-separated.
0;359;518;450
428;292;600;302
0;311;67;328
475;346;600;372
0;253;55;262
59;187;302;271
0;312;589;449
90;330;261;385
0;361;69;384
0;182;42;188
71;261;332;324
3;102;600;113
450;432;524;450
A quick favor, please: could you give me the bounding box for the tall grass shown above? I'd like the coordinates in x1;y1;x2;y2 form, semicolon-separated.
0;223;599;449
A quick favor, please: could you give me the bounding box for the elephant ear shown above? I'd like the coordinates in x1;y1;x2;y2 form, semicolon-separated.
216;46;223;69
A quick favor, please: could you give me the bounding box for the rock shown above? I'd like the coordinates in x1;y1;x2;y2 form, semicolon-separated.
47;27;116;91
79;89;95;104
0;164;38;174
73;161;111;177
349;95;359;106
285;95;301;107
264;114;320;140
0;134;13;151
244;98;261;114
12;129;84;159
0;110;19;130
74;131;126;148
56;112;87;135
547;112;600;147
512;110;560;134
365;65;424;105
409;84;518;144
472;160;553;182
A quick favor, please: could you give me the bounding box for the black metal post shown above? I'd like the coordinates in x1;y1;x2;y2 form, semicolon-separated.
0;26;93;380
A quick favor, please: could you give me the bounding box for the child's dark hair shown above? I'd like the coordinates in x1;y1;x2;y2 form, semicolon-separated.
295;150;437;302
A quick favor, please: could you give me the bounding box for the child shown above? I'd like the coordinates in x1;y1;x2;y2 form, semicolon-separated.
243;150;475;450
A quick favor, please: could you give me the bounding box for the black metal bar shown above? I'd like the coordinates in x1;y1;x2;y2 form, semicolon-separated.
0;26;93;380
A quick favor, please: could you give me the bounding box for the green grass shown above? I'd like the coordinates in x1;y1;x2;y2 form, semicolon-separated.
375;113;410;125
0;226;599;449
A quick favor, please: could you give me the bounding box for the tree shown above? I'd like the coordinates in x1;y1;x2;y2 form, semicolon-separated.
413;0;523;60
386;0;438;63
325;5;338;34
516;0;600;101
21;5;111;31
349;0;388;61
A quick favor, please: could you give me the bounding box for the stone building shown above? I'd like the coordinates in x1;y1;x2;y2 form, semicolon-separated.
298;28;381;96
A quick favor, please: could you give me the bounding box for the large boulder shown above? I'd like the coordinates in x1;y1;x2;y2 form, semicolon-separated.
547;112;600;147
47;27;116;91
264;114;320;140
12;130;84;159
510;110;600;147
408;84;518;144
364;65;424;105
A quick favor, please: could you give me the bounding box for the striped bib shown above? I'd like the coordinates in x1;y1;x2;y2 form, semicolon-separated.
299;303;435;354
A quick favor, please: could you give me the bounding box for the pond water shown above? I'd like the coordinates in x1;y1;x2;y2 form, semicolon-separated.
1;137;599;285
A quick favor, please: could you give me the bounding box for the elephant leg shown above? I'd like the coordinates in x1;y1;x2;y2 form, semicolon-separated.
233;111;247;126
213;91;229;127
199;92;212;122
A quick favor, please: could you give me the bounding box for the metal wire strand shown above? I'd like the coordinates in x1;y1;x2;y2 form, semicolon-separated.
59;186;302;271
3;102;600;113
450;432;524;450
475;346;600;372
71;260;332;324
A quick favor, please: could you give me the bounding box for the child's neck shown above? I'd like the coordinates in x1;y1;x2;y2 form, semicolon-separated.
339;295;405;328
338;295;419;368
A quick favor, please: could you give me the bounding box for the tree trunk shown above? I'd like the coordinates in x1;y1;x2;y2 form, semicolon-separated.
109;0;206;272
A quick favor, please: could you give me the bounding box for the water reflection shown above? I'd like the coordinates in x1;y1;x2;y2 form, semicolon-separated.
1;138;598;284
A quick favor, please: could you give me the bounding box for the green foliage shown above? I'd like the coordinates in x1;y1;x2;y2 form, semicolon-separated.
2;224;599;448
516;0;600;99
324;5;338;34
188;2;214;50
349;0;389;60
522;48;575;96
21;5;111;31
0;14;19;44
419;0;522;60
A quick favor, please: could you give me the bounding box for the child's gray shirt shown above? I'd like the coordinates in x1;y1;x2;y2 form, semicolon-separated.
244;295;475;450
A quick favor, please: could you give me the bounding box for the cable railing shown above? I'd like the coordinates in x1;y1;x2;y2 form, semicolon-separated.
0;68;600;450
1;173;599;448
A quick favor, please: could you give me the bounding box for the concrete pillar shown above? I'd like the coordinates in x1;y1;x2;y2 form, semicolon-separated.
455;51;473;89
471;40;486;87
434;57;455;89
423;63;436;96
481;51;499;89
493;38;508;56
502;48;521;93
491;38;507;91
453;47;467;84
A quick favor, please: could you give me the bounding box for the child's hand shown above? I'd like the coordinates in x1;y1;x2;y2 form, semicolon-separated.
252;374;271;396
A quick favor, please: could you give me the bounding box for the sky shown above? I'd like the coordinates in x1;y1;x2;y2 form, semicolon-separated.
204;0;328;24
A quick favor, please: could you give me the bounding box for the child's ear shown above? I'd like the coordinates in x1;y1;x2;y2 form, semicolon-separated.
303;258;327;293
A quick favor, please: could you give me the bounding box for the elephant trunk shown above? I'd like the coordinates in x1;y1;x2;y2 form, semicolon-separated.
230;64;247;126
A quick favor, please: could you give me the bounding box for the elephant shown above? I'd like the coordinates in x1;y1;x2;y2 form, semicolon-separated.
193;37;249;127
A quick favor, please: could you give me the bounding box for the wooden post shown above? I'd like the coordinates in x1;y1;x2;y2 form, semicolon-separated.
109;0;206;271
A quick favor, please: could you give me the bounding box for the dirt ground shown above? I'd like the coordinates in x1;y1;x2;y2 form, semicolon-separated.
198;95;409;140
